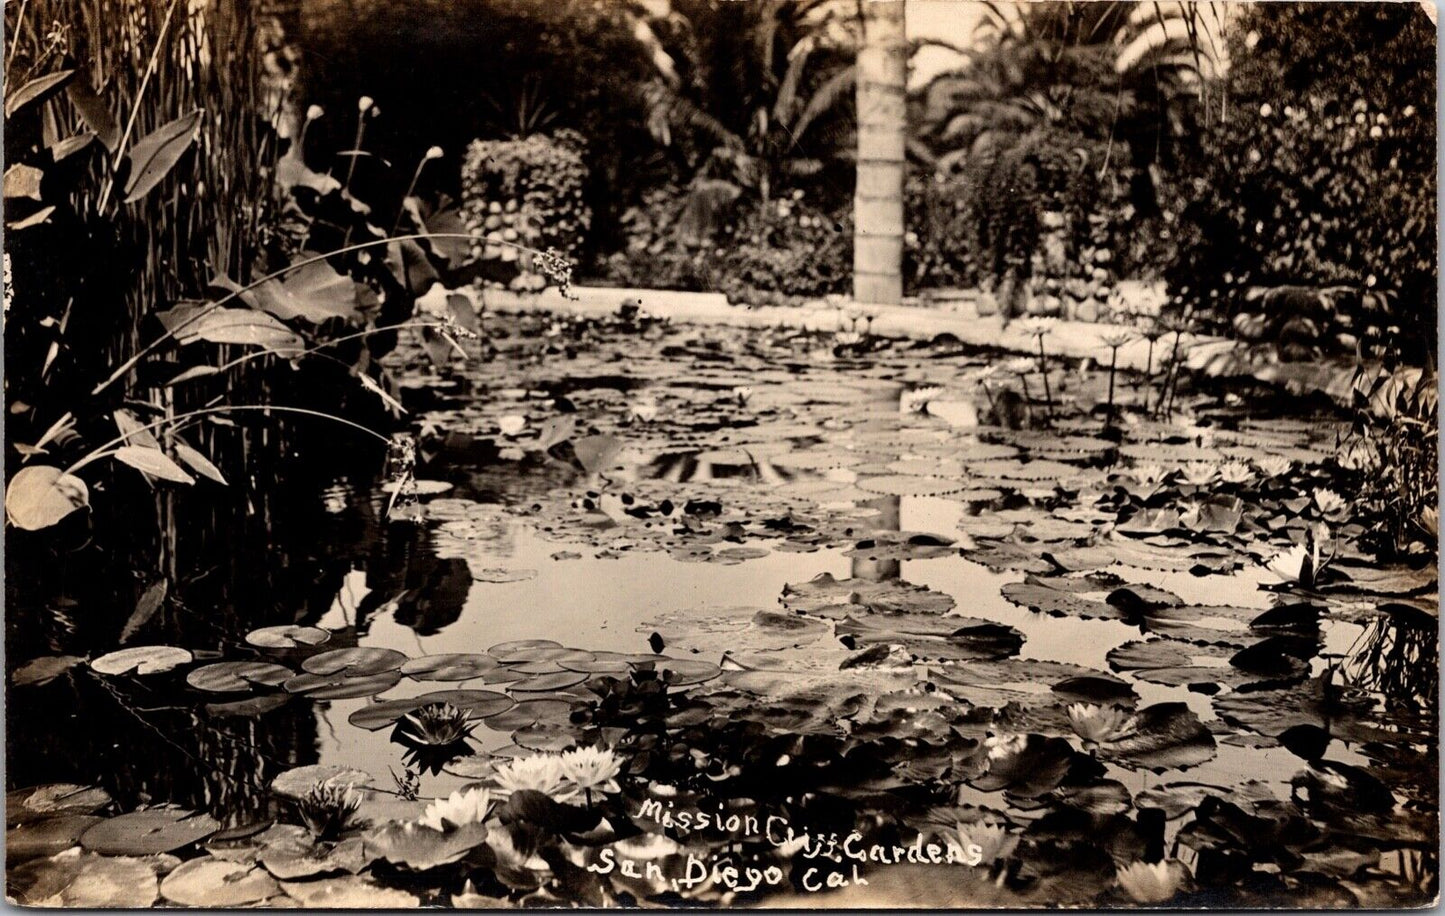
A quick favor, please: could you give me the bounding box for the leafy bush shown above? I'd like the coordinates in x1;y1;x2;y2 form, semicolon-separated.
461;130;590;291
904;172;975;290
1163;3;1436;359
602;186;851;306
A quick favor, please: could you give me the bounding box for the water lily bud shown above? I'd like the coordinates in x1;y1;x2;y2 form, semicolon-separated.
370;105;381;118
305;104;324;121
357;95;374;112
1259;103;1272;117
425;146;444;160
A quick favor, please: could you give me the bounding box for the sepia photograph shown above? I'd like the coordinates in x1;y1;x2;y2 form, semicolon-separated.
2;0;1438;908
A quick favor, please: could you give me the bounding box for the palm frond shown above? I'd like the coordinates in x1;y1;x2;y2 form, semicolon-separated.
790;64;855;141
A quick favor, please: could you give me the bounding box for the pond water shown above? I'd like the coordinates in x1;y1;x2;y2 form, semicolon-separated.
7;310;1437;907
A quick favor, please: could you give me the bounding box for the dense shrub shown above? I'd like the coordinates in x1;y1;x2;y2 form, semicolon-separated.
461;130;591;290
602;187;851;306
904;173;975;291
1163;3;1436;358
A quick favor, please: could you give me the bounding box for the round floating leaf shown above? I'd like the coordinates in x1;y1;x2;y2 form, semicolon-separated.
186;662;292;693
347;690;513;731
7;814;105;861
365;819;490;872
245;626;331;649
780;572;956;617
258;834;370;880
160;857;280;906
381;478;453;496
347;698;427;731
969;734;1078;798
14;852;160;907
271;765;373;800
205;694;291;718
489;639;563;663
512;723;576;752
1097;702;1217;772
8;784;112;826
90;645;192;676
508;670;588;692
283;670;401;699
471;567;539;583
5;465;90;530
858;475;965;497
301;647;407;676
401;653;499;681
12;655;86;687
279;875;419;907
80;807;219;855
481;698;575;730
657;658;722;687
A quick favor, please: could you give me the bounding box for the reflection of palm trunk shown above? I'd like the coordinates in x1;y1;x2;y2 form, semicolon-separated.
852;494;901;582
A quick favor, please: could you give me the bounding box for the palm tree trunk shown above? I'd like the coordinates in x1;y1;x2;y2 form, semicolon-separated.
853;0;906;306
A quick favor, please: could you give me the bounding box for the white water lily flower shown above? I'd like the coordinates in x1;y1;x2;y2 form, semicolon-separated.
1178;461;1218;486
1129;463;1169;487
1254;454;1293;478
497;414;526;437
491;754;578;802
1117;859;1189;903
952;820;1018;865
984;733;1028;761
901;386;945;414
629;398;659;423
1335;439;1378;472
1066;704;1138;743
1265;524;1331;587
418;787;493;831
1217;461;1254;485
1002;356;1038;376
1312;488;1348;519
1015;316;1058;338
560;746;624;793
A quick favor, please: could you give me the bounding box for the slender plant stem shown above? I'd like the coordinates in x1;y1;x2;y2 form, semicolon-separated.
4;0;30;84
1036;337;1054;420
1106;346;1119;428
390;159;428;236
67;404;391;475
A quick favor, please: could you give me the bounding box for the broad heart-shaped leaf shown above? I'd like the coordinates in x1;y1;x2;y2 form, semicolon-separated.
251;257;361;325
90;645;192;676
1097;702;1217;772
80;806;219;855
6;813;106;862
279;875;419;907
4;69;75;117
10;852;160;907
385;238;440;298
418;198;471;267
122;109;202;203
156;303;306;356
969;734;1079;798
275;150;341;195
572;434;625;474
245;625;330;649
174;442;227;485
302;647;407;676
3;163;44;200
8;784;112;825
113;445;194;484
187;661;292;693
66;78;120;151
5;465;90;530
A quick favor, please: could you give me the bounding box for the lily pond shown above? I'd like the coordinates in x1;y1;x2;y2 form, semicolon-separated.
7;309;1438;908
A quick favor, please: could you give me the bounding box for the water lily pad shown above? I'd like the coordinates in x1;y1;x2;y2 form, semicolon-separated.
11;851;160;907
279;875;420;907
205;694;292;717
858;475;966;497
8;784;112;825
960;540;1059;574
1134;780;1280;819
271;765;373;800
160;856;280;906
512;723;577;752
481;698;576;731
245;626;332;649
365;820;490;871
283;670;402;699
187;661;293;693
80;806;219;855
12;654;86;687
1096;702;1217;772
90;645;192;676
1002;575;1181;622
780;572;955;617
470;566;539;583
844;531;958;561
401;653;500;681
656;657;723;687
258;834;370;880
489;639;563;663
301;647;407;676
508;670;589;692
7;814;105;861
970;734;1079;798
